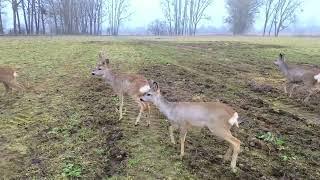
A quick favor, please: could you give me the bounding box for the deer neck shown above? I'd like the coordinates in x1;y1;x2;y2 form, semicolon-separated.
103;69;116;83
154;95;174;119
279;61;289;76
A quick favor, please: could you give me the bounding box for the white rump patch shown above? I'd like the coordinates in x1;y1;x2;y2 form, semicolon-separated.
228;112;239;128
139;85;151;93
314;73;320;83
13;72;18;77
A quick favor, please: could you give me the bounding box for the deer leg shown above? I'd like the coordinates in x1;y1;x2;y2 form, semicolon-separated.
141;101;150;127
210;128;240;173
223;146;233;162
134;100;145;126
146;103;151;126
169;125;176;144
3;82;11;95
289;84;299;97
118;94;124;120
180;127;188;159
225;133;241;173
283;84;288;94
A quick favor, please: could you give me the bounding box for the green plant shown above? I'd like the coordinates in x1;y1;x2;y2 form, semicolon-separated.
257;132;285;149
62;163;83;178
281;154;297;161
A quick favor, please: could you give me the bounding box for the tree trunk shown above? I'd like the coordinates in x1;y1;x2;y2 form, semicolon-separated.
189;0;194;35
41;11;45;34
12;0;17;35
16;9;21;34
21;0;30;34
182;0;188;35
31;0;35;34
0;10;3;34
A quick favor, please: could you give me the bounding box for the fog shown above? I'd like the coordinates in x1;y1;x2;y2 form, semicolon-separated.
128;0;320;33
2;0;320;35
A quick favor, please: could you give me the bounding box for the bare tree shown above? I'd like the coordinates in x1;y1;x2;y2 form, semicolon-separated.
262;0;276;36
0;0;4;34
148;19;168;35
161;0;213;36
188;0;212;35
106;0;131;36
225;0;261;35
7;0;20;34
161;0;173;35
268;0;302;37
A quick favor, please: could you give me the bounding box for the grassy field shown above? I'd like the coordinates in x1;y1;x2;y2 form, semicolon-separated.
0;36;319;179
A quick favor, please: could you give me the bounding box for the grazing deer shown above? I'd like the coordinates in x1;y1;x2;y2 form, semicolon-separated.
91;52;151;126
140;82;241;172
274;53;320;101
0;67;23;95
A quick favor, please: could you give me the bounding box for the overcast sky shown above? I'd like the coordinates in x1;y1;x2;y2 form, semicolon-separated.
127;0;320;29
3;0;320;30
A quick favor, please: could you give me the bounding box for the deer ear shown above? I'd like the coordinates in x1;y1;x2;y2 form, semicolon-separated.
279;53;285;60
148;80;154;86
101;58;109;65
152;82;159;91
99;52;103;58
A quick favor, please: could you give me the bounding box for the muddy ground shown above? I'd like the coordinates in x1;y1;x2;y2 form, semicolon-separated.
0;37;319;179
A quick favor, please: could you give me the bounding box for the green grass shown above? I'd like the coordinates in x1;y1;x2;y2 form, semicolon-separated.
0;36;319;179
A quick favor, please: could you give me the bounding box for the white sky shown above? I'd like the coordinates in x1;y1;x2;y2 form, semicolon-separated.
127;0;320;29
3;0;320;30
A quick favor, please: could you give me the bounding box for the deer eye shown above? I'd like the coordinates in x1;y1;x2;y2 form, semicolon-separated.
98;68;102;70
147;93;151;96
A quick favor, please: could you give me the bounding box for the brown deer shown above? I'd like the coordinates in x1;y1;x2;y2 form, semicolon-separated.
274;53;320;101
91;52;151;126
140;81;241;172
0;67;23;95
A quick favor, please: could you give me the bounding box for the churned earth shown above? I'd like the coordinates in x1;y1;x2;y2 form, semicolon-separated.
0;36;319;179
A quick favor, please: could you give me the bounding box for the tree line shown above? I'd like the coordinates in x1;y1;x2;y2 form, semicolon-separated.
0;0;303;36
149;0;302;37
0;0;130;35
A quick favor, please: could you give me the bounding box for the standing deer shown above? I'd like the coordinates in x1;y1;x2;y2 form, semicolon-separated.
274;53;320;101
0;67;23;95
91;52;151;126
140;81;241;172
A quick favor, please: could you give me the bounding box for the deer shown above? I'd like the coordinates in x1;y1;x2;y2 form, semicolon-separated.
140;81;241;173
91;52;151;126
274;53;320;102
0;66;23;95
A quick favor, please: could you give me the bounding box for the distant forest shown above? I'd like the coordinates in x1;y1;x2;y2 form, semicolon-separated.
0;0;317;36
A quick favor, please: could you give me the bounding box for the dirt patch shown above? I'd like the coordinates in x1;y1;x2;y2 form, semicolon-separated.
81;41;114;45
175;41;286;51
139;63;320;179
75;79;128;177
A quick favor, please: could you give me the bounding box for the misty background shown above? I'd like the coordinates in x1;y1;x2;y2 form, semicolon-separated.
0;0;319;36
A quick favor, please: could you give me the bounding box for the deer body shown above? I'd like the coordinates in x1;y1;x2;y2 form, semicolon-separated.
92;52;151;126
154;96;238;129
0;67;22;94
140;82;241;172
274;54;320;101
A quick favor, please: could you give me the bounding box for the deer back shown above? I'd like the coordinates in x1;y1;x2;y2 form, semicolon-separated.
0;67;16;82
170;102;236;129
109;72;149;97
